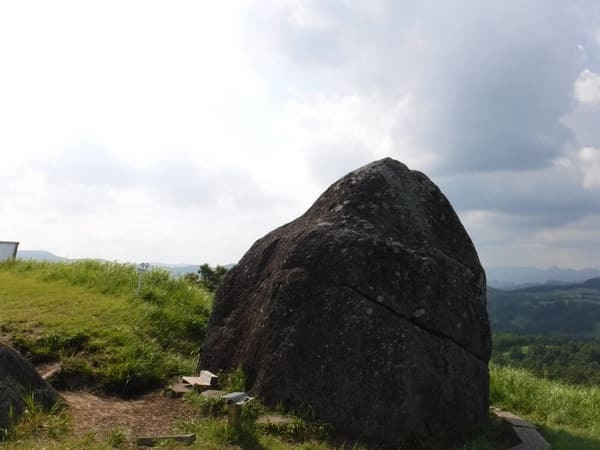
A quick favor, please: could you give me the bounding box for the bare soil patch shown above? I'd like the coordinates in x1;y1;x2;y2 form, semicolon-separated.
62;390;198;440
26;354;199;441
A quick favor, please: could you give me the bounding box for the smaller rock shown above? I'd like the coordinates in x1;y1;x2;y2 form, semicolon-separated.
200;390;225;399
0;343;63;430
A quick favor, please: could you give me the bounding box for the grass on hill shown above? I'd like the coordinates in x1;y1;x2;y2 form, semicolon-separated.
2;259;600;449
490;364;600;450
0;259;212;395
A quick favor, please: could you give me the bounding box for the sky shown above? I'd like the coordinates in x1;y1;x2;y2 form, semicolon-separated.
2;0;600;269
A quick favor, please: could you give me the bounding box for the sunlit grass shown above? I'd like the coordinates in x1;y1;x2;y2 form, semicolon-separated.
0;271;130;332
5;260;596;448
0;259;211;396
490;363;600;449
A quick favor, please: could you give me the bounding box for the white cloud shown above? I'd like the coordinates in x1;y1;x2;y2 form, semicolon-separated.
275;93;436;184
576;147;600;188
246;0;586;175
574;70;600;104
2;0;600;269
0;1;261;164
458;208;600;269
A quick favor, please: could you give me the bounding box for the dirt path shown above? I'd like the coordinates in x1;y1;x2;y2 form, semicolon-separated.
62;390;198;440
34;362;199;441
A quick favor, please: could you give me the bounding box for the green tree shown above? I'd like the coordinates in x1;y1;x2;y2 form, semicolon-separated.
183;272;200;284
197;263;228;293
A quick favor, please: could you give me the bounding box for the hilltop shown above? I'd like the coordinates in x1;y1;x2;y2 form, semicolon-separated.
1;259;599;449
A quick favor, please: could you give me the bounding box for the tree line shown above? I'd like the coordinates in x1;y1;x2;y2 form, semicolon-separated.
184;263;229;293
493;333;600;385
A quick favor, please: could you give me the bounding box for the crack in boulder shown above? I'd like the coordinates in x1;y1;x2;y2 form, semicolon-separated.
339;283;486;364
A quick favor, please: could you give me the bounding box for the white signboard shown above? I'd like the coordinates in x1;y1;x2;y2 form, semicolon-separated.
0;241;19;261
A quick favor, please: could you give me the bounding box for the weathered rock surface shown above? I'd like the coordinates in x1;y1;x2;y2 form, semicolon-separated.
0;343;62;430
200;158;491;443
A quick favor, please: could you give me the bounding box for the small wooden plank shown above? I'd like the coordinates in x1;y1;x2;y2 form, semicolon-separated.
181;376;204;386
493;410;550;450
199;369;218;386
136;433;196;447
182;370;218;387
511;426;551;450
41;364;62;381
494;410;537;429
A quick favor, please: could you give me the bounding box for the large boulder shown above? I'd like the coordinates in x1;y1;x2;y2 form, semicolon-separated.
0;343;62;431
200;158;491;443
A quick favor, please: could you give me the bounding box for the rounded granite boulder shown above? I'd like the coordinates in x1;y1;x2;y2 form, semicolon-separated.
199;158;491;443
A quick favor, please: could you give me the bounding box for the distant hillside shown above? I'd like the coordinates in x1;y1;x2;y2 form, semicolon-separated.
151;263;200;277
14;249;226;278
486;265;600;289
488;278;600;337
513;277;600;293
17;250;67;262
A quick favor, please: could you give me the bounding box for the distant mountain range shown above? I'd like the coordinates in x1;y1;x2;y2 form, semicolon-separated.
16;250;600;289
17;250;202;277
486;265;600;289
18;250;68;262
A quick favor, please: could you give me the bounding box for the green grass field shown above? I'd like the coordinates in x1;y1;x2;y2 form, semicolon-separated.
1;259;600;449
0;259;211;395
490;365;600;449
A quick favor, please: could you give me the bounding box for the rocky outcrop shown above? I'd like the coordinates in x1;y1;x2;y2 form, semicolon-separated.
0;343;62;431
199;158;491;443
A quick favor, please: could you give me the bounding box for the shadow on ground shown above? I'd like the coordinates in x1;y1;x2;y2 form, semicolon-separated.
541;426;600;450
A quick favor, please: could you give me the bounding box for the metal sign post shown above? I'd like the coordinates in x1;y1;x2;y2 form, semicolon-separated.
222;392;254;431
136;262;150;296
